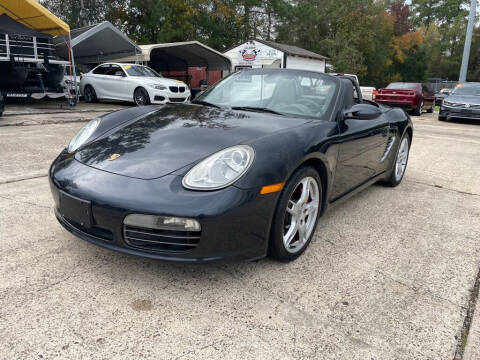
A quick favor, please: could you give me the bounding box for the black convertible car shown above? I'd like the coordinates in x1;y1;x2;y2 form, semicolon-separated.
50;69;413;262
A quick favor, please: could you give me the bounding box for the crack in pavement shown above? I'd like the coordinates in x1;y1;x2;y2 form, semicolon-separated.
406;179;480;197
0;194;52;209
0;174;48;185
454;263;480;359
0;118;90;127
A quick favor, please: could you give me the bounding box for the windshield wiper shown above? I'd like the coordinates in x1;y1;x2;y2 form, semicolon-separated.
231;106;284;115
191;100;221;108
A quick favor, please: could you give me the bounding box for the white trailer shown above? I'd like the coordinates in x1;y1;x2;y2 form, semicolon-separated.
224;39;328;73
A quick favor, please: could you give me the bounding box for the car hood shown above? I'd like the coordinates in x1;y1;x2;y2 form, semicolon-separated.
446;95;480;105
131;77;188;88
75;104;311;180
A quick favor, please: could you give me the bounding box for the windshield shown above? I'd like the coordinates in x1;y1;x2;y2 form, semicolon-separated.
195;69;338;119
452;84;480;96
124;65;162;78
386;83;417;89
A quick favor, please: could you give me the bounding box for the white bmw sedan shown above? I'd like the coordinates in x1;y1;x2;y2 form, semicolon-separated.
80;63;191;106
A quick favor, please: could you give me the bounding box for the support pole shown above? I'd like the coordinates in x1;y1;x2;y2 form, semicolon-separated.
459;0;477;83
68;33;79;106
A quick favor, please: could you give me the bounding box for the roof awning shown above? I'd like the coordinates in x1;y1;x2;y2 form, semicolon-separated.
53;21;141;64
115;41;231;71
0;0;69;36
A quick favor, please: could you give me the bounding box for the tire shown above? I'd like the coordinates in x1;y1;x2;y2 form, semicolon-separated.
83;85;98;103
385;132;411;187
269;166;322;262
438;116;447;122
413;100;423;116
427;103;434;113
134;87;151;106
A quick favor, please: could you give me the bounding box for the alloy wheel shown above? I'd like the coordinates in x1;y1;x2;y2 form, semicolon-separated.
395;137;409;181
84;87;92;102
134;89;149;106
283;176;320;253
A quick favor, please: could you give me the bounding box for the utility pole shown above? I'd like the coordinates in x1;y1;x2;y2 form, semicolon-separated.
459;0;477;83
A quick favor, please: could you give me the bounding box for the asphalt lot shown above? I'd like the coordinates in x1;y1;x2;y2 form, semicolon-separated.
1;103;480;359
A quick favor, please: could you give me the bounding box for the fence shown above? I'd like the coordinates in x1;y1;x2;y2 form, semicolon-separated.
426;80;457;93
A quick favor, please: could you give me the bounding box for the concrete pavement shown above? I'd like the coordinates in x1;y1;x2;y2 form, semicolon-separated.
1;109;479;359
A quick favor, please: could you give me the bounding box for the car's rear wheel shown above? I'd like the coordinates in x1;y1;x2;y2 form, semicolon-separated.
427;102;434;113
269;166;322;262
134;87;151;106
83;85;98;103
385;132;410;187
413;100;423;116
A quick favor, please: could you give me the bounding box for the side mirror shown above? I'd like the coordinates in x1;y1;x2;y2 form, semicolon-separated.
444;90;451;95
344;104;382;120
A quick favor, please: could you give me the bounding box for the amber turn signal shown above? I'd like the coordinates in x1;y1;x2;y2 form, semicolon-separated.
260;182;285;195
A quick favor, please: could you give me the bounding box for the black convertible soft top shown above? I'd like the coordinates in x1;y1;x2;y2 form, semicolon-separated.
0;14;51;38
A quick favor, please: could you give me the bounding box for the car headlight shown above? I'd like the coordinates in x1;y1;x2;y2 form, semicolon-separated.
152;85;167;90
183;145;255;190
443;100;453;107
67;118;100;153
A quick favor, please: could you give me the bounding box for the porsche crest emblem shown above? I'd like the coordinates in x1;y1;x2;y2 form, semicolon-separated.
108;153;121;161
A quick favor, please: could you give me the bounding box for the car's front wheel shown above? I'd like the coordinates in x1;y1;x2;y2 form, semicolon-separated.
134;87;151;106
83;85;98;103
269;166;322;262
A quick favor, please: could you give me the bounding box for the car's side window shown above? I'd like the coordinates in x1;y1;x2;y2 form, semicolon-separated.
105;65;124;77
93;65;109;75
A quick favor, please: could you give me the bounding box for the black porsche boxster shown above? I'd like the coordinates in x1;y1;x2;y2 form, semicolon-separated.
50;69;413;262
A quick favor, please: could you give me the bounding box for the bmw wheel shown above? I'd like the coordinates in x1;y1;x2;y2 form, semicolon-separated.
83;85;98;103
134;87;151;106
269;166;322;262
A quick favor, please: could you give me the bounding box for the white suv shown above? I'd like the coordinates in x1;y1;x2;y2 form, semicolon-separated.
80;63;191;106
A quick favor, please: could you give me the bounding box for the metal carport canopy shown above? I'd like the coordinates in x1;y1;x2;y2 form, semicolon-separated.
140;41;231;71
53;21;141;64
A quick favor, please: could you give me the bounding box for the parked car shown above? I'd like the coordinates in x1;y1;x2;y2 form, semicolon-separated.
376;82;435;116
329;73;376;101
61;65;83;95
80;63;191;106
360;86;377;101
0;92;4;117
50;69;413;263
439;82;480;122
435;88;453;106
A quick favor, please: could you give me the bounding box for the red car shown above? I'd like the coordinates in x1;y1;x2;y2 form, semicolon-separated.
376;82;435;116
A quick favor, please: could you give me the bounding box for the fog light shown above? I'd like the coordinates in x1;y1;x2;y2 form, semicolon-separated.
124;214;201;231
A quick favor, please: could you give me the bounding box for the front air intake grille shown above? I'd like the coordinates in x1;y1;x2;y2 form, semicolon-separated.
123;225;200;253
168;97;186;103
63;217;114;242
169;86;178;93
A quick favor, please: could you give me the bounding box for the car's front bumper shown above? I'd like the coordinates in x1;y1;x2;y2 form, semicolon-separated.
439;106;480;121
147;88;191;105
49;156;278;262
